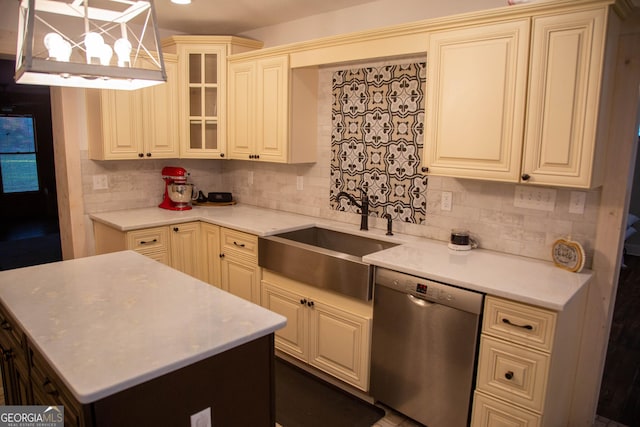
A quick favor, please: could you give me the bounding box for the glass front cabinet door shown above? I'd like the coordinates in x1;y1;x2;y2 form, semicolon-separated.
162;36;263;159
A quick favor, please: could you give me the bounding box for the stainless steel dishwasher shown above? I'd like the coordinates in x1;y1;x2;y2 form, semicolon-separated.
370;268;484;427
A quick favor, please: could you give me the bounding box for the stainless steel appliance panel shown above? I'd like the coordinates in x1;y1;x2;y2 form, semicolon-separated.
370;268;483;427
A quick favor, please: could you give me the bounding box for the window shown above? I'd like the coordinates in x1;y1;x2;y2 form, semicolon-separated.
0;115;40;193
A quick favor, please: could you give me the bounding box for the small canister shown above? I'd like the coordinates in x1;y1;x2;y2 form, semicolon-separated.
449;229;476;251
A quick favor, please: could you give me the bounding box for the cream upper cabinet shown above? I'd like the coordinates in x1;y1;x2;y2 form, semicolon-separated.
87;54;179;160
228;54;318;163
162;36;263;159
424;19;530;183
424;5;616;188
521;8;608;187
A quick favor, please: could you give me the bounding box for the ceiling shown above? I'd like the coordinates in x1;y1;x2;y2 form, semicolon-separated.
153;0;380;35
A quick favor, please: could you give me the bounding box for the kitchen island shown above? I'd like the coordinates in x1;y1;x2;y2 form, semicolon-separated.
0;250;286;426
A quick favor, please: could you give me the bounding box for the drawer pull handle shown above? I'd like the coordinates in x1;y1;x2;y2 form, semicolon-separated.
43;378;59;397
233;241;246;248
502;318;533;330
505;371;514;380
139;239;158;245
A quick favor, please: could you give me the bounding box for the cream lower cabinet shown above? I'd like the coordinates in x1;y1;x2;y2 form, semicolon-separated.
227;54;317;163
261;270;372;391
93;221;203;280
471;293;588;426
200;223;222;288
87;54;179;160
168;222;203;280
424;5;619;188
219;227;261;304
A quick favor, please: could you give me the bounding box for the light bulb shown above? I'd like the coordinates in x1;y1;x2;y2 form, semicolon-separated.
84;32;104;64
99;43;113;66
114;38;132;67
44;33;72;62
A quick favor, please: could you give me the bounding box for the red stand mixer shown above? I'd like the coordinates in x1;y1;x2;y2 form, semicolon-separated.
159;166;197;211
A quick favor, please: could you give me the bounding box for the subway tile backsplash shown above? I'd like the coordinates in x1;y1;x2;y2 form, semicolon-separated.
82;56;600;266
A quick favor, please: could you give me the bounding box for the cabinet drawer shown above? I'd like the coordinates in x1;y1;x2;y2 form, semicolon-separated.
30;349;83;427
126;227;168;252
221;228;258;260
471;391;541;427
477;336;549;413
483;296;556;352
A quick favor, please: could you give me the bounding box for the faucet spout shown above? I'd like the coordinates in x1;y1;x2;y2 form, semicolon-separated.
336;189;369;231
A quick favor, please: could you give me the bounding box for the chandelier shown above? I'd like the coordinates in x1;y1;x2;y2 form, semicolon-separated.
15;0;167;90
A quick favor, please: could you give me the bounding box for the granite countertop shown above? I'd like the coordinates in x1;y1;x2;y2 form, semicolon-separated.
90;205;592;311
0;251;286;404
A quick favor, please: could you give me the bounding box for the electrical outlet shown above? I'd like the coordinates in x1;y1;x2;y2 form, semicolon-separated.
296;176;304;191
569;191;586;214
248;171;254;186
190;407;211;427
441;191;452;211
92;175;108;190
514;186;556;211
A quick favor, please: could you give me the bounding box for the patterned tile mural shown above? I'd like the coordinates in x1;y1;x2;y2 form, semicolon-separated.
330;62;428;223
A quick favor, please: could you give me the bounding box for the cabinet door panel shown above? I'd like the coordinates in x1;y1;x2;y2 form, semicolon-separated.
201;223;221;287
227;61;255;159
424;20;530;181
169;222;202;279
522;9;605;187
256;56;289;162
261;282;308;361
309;302;370;391
101;90;143;158
471;391;541;427
221;259;260;304
143;58;179;158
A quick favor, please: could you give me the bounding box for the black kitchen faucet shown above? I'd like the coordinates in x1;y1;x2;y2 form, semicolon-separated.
336;188;369;231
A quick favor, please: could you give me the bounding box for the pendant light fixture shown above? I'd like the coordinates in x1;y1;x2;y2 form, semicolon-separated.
15;0;167;90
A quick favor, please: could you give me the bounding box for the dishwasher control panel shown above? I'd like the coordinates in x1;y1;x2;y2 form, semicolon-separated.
375;268;484;314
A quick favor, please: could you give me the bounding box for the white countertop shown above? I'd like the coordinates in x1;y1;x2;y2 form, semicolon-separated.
362;240;591;310
0;251;286;404
90;205;592;311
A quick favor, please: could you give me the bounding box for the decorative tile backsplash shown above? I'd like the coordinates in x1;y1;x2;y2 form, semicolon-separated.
329;63;428;223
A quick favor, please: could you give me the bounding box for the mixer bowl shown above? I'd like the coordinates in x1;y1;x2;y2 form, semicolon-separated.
168;183;197;206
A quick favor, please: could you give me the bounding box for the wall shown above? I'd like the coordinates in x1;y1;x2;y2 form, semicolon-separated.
240;0;505;47
222;57;601;264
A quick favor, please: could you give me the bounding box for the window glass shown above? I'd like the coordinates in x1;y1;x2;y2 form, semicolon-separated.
0;115;39;193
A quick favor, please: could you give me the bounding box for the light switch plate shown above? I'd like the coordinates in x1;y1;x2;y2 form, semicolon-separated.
569;191;586;214
441;191;452;211
92;175;108;190
296;176;304;191
514;186;556;212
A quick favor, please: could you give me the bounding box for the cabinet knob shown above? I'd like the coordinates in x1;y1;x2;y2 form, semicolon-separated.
173;227;179;232
300;299;307;305
504;371;514;380
307;300;314;307
42;378;59;397
220;153;225;158
249;155;254;159
146;153;151;157
219;253;225;259
255;154;260;159
421;166;429;173
138;153;144;158
521;173;531;181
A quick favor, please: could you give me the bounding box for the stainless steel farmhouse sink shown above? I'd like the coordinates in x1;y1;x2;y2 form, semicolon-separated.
258;227;399;301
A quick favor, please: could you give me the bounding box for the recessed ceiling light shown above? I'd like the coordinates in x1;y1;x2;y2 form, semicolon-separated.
171;0;191;4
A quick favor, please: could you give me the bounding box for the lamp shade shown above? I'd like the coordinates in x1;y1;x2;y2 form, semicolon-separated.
15;0;167;90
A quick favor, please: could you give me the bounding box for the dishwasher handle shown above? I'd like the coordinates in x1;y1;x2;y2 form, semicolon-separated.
407;294;434;307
